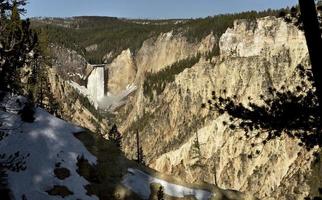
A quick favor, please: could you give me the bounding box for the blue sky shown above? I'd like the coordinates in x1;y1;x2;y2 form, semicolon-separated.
25;0;298;19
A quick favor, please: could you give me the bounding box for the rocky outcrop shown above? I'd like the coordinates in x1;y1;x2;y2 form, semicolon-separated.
47;15;322;200
47;67;109;133
50;45;88;85
219;16;307;68
52;31;215;104
135;31;216;80
85;44;98;52
107;49;137;95
119;16;321;199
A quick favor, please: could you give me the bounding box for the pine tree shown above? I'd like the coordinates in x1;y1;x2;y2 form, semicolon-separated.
108;124;122;149
0;0;38;92
138;146;145;165
9;1;21;31
191;133;201;160
0;165;10;200
136;130;145;165
26;27;60;115
47;92;59;116
19;91;35;123
157;186;164;200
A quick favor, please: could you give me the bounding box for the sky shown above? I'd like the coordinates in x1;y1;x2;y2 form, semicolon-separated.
25;0;298;19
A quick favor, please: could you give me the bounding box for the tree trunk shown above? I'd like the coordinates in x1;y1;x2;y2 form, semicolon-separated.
136;130;140;163
299;0;322;118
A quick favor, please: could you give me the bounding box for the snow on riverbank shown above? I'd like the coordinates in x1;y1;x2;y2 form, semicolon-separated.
122;168;213;200
0;94;97;200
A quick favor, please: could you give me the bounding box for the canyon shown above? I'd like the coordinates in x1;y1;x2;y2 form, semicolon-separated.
46;16;322;199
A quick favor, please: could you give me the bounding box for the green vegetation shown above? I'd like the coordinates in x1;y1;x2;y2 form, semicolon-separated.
108;124;123;149
143;54;201;99
71;90;98;116
178;9;281;43
74;131;141;200
0;0;38;92
191;133;201;160
31;9;284;64
31;16;174;64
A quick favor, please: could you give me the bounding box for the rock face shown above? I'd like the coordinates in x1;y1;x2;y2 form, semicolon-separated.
107;49;136;95
50;45;87;84
135;31;216;79
47;67;109;133
52;30;215;107
220;17;307;67
49;16;322;200
118;16;321;200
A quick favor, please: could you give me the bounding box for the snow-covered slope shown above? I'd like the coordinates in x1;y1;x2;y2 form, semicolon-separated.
0;93;251;200
0;94;97;200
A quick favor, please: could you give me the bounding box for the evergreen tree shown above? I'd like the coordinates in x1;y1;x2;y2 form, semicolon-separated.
191;133;201;161
136;130;145;165
19;91;35;123
0;165;10;200
47;92;59;116
108;124;122;149
138;146;145;165
157;186;164;200
0;0;38;92
0;1;33;198
26;27;60;115
95;123;101;135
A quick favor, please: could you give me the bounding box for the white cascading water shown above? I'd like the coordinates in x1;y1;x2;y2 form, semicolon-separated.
69;65;136;110
87;66;105;102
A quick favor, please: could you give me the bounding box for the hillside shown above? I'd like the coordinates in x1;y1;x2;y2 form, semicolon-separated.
18;5;322;200
6;0;322;199
31;9;282;64
0;92;253;200
42;12;322;200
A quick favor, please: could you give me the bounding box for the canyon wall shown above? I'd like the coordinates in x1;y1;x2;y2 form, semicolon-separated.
49;16;322;199
118;16;321;200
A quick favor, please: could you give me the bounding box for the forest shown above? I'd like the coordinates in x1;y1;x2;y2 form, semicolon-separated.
31;9;284;64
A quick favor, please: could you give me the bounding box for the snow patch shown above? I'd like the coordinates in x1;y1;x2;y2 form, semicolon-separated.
122;168;212;200
0;94;97;200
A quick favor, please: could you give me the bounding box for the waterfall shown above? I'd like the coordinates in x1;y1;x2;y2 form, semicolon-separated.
69;64;136;111
87;66;105;102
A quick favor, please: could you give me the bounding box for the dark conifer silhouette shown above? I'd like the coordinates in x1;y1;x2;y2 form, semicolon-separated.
0;0;38;92
157;186;164;200
191;132;201;162
19;91;35;123
0;165;10;200
299;0;322;117
108;124;122;149
136;130;145;165
0;2;35;197
205;65;321;150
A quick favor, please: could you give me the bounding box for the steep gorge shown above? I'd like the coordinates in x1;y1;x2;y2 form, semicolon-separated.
118;16;321;200
46;16;322;199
